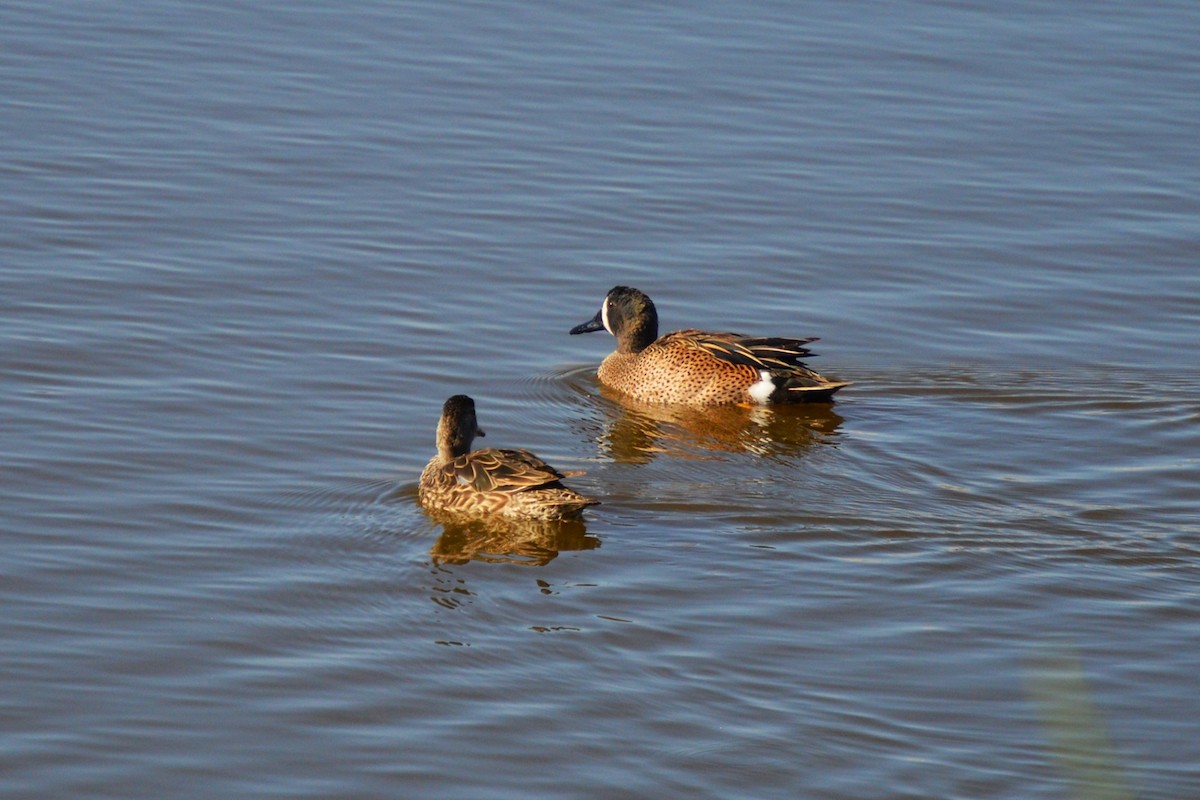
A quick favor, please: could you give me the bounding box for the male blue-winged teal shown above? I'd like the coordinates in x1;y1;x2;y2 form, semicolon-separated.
418;395;599;521
570;286;849;405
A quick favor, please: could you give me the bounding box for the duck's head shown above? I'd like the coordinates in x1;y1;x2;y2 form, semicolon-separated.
437;394;485;460
570;285;658;353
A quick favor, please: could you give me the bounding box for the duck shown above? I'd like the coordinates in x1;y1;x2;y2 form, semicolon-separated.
570;285;849;405
418;395;599;521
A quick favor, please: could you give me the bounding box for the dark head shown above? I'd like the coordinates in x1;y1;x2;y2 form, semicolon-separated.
569;285;658;353
436;394;485;461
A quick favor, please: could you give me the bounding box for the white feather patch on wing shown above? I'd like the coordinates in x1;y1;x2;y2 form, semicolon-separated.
748;370;775;403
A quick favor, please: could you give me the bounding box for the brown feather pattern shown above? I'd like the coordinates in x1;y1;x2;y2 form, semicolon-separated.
572;287;849;405
419;395;598;521
444;448;569;493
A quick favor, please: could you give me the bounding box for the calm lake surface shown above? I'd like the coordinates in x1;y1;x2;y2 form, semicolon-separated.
3;2;1198;798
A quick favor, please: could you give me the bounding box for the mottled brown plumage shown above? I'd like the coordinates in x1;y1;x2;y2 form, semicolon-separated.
570;286;849;405
418;395;598;520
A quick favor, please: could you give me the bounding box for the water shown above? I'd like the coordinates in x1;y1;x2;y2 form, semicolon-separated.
3;1;1198;797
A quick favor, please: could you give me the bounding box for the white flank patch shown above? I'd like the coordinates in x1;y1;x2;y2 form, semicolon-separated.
748;370;775;403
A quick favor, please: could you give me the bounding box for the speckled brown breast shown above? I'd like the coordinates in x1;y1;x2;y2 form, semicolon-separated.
598;334;764;405
596;329;849;406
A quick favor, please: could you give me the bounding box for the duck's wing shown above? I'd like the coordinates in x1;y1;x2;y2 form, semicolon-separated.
669;330;820;371
447;448;567;493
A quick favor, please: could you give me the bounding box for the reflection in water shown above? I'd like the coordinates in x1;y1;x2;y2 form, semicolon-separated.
1026;643;1135;800
585;385;844;464
427;512;600;566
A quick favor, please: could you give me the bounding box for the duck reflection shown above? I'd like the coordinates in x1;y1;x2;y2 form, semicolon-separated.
427;511;600;566
589;385;844;464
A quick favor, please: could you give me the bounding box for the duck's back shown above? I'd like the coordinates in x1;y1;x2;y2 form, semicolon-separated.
419;448;597;520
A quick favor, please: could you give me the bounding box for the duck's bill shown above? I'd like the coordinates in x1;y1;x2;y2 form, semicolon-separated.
570;310;604;335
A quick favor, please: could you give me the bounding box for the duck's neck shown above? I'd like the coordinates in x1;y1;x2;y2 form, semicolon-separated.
620;315;658;353
435;420;473;463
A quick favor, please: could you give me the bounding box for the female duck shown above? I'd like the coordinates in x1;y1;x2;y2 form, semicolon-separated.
418;395;598;521
570;286;849;405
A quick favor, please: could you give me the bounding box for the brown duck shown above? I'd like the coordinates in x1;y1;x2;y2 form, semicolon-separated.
570;286;849;405
418;395;598;521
